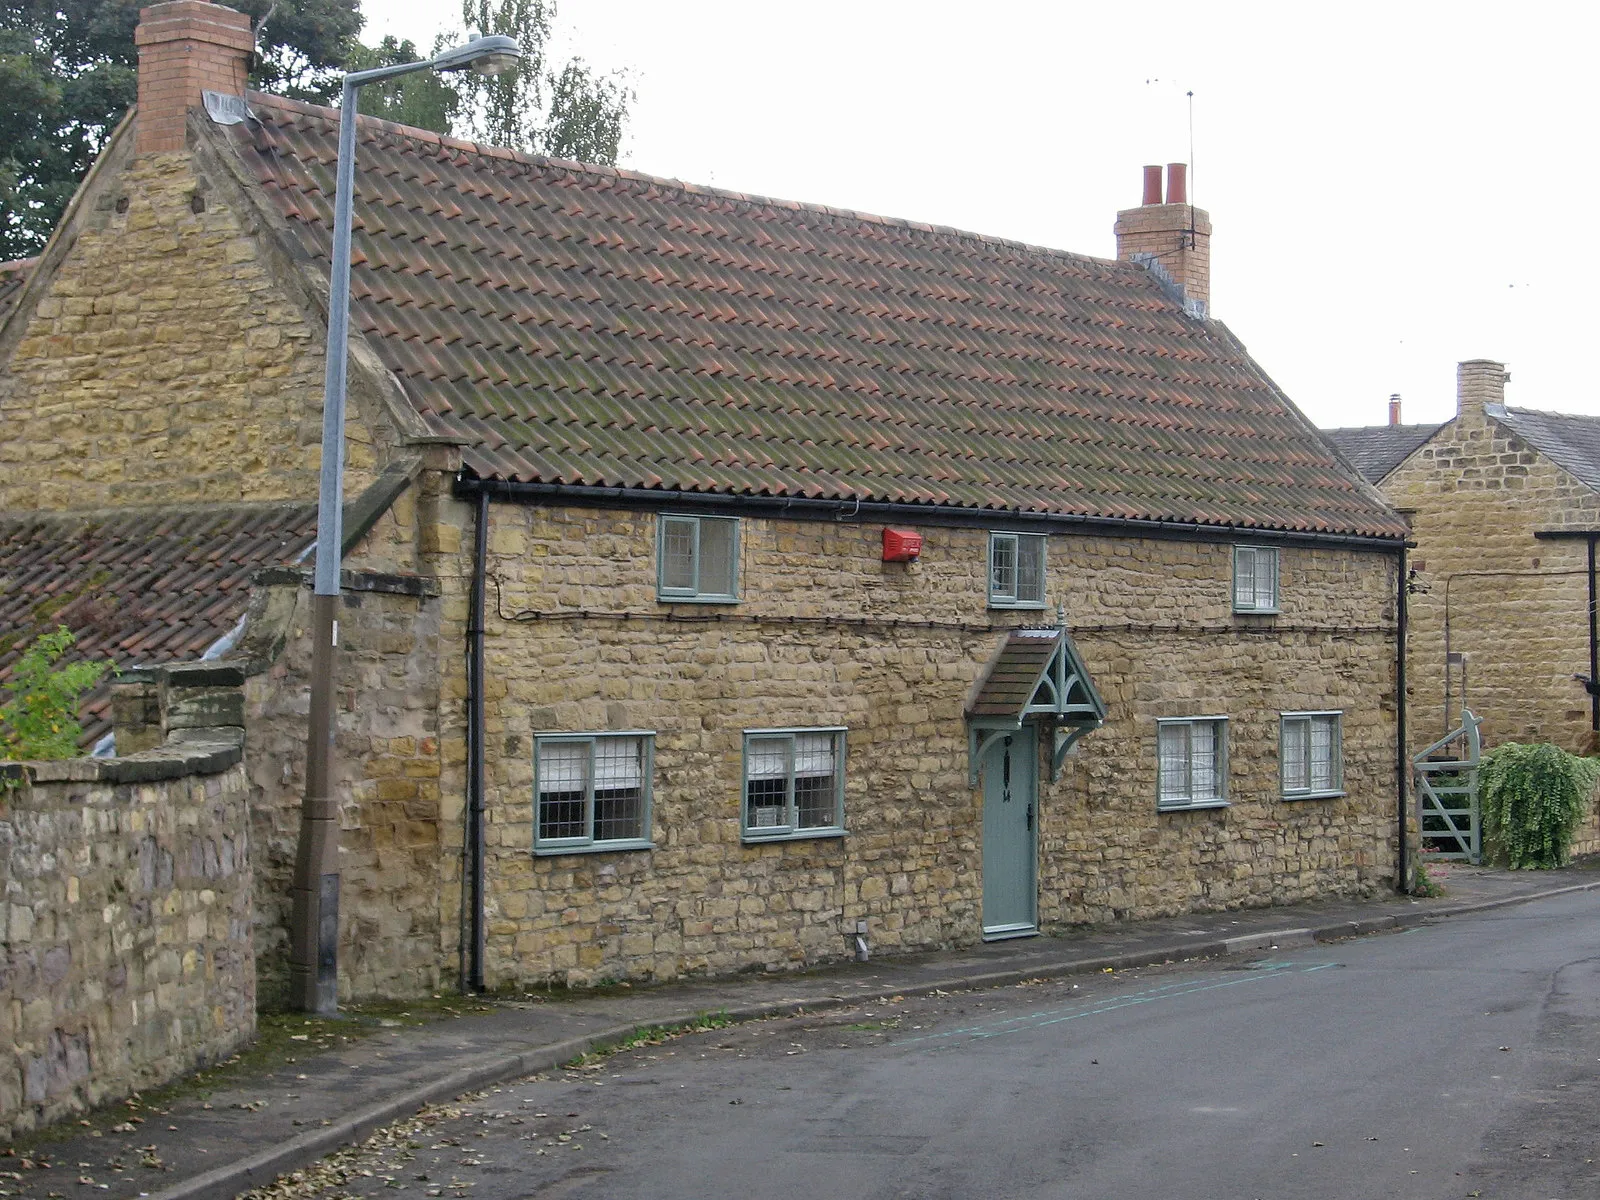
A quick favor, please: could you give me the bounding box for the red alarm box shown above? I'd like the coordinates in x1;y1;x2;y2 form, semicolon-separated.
882;528;923;562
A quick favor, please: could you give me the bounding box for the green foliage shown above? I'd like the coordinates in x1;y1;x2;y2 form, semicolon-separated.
1409;860;1445;897
451;0;630;162
349;35;460;135
0;0;362;259
0;626;112;760
1479;742;1600;870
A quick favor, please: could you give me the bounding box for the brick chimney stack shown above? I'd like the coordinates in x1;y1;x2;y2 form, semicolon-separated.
1388;394;1402;426
134;1;254;154
1114;162;1212;314
1457;359;1509;418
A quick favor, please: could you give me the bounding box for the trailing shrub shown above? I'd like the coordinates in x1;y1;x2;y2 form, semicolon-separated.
1479;742;1600;869
0;627;112;760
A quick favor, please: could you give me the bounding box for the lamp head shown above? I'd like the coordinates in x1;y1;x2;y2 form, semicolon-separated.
432;35;522;76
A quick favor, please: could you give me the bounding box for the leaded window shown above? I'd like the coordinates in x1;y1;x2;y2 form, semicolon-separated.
534;733;654;853
742;728;846;840
1281;711;1343;799
1157;717;1229;811
1233;546;1279;612
989;532;1047;608
658;514;739;602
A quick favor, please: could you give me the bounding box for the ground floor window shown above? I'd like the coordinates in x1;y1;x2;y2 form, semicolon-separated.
743;727;846;840
1157;717;1229;811
1281;711;1343;799
534;733;654;853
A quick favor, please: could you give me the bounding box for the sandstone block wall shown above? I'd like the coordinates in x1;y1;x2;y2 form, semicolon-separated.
0;141;381;512
447;501;1400;987
1383;407;1600;754
0;753;253;1139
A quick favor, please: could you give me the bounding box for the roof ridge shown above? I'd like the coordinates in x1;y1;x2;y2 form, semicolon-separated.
1500;403;1600;425
243;91;1150;279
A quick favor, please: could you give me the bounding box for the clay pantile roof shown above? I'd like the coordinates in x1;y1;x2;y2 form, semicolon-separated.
218;95;1406;541
1323;423;1443;483
1488;405;1600;495
0;257;35;326
0;503;316;748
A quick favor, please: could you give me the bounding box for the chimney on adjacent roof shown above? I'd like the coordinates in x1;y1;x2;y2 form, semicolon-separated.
1457;359;1509;418
1115;163;1212;315
134;1;254;154
1388;394;1402;426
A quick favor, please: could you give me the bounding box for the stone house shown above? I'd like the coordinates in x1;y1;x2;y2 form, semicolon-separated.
1;1;1410;1002
1329;362;1600;757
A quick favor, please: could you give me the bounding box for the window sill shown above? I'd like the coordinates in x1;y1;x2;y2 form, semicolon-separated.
988;600;1049;611
1157;798;1230;813
1281;790;1346;802
534;840;654;857
656;594;740;605
741;828;848;845
1232;607;1281;617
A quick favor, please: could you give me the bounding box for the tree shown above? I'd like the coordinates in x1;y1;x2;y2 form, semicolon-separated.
452;0;629;163
0;1;363;260
349;35;460;135
0;627;112;760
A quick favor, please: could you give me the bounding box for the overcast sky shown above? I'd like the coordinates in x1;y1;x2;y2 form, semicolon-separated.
365;1;1596;430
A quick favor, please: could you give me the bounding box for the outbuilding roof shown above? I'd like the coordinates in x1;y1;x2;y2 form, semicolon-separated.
0;503;317;747
215;95;1405;541
1323;423;1444;484
1487;405;1600;495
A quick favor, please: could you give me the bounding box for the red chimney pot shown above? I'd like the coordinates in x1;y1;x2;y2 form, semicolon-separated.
1388;394;1402;426
1141;165;1163;207
1166;162;1188;205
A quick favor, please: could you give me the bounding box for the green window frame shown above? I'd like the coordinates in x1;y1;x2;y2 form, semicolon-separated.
657;514;740;603
1233;545;1279;613
989;531;1047;608
1281;711;1344;799
534;732;655;854
741;727;847;842
1157;716;1229;811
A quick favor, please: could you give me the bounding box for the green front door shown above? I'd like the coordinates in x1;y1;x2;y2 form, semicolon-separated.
982;726;1038;939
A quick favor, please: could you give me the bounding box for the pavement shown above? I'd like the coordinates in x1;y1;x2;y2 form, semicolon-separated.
7;860;1600;1200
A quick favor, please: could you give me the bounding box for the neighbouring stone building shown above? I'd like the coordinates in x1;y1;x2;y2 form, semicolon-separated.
3;2;1410;1005
1329;362;1600;757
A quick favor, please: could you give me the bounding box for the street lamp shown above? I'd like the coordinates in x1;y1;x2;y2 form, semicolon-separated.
291;34;523;1016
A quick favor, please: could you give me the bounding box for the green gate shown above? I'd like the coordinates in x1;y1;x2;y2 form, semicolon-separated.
1414;709;1482;862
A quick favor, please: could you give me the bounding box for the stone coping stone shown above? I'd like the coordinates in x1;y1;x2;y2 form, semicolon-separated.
3;728;243;786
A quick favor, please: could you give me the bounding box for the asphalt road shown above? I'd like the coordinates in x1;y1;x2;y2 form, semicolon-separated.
271;891;1600;1200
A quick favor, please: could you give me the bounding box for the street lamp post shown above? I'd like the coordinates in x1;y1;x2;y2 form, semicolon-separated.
290;34;523;1015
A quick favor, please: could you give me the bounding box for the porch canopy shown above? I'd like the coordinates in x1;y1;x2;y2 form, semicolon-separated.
967;627;1107;783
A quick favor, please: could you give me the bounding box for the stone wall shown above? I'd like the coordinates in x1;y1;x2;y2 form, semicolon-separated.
0;136;383;513
448;500;1400;987
0;741;253;1139
1383;405;1600;754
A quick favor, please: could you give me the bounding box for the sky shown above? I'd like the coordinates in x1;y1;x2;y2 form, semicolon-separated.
364;0;1598;430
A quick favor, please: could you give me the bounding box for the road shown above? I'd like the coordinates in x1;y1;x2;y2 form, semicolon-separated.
274;891;1600;1200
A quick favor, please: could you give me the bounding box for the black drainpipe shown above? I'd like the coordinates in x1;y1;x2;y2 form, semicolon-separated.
464;487;490;993
1396;547;1409;893
1588;536;1598;736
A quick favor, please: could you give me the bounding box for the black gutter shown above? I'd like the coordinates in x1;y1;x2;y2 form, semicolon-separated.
453;477;1410;555
464;489;490;993
1396;547;1409;893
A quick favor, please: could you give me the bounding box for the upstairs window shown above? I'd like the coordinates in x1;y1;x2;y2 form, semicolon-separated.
743;728;846;841
1281;712;1344;799
658;514;739;602
989;532;1047;608
535;733;654;853
1233;546;1279;613
1157;717;1229;811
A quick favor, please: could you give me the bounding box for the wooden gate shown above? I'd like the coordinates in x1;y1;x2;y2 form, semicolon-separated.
1414;709;1483;862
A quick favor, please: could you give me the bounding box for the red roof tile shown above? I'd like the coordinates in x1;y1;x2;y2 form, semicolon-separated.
0;504;316;748
218;96;1405;540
